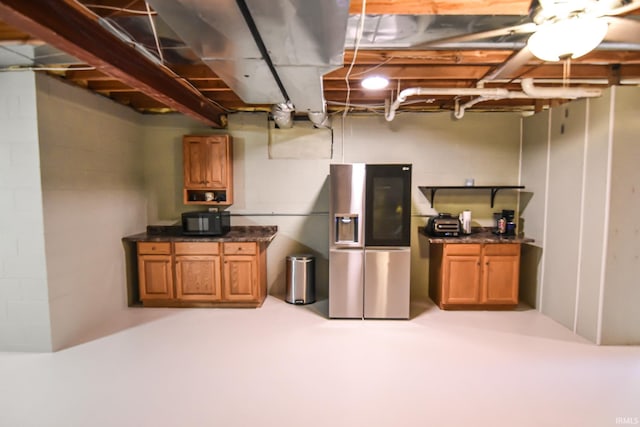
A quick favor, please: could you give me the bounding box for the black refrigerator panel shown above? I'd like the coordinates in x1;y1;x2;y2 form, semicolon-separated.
364;164;412;247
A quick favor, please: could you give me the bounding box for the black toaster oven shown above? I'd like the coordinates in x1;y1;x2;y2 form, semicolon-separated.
425;213;461;237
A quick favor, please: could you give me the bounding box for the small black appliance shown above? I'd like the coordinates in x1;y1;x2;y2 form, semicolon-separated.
425;213;461;237
181;210;230;236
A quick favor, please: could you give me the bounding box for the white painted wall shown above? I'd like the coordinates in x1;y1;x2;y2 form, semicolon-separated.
20;69;640;349
519;111;550;308
577;90;612;342
521;86;640;345
542;101;588;330
0;72;52;352
601;86;640;344
140;111;523;302
35;74;148;351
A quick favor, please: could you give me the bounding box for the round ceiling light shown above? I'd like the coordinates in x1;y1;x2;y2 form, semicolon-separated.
527;16;609;62
361;75;389;90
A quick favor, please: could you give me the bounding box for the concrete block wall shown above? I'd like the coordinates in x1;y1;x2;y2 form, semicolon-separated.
35;73;148;351
0;71;52;352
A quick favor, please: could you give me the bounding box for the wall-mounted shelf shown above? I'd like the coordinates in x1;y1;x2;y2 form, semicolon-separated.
418;185;525;208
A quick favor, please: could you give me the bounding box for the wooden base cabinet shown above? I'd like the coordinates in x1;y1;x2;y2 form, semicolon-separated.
175;242;221;302
429;243;520;310
138;242;174;300
222;242;262;303
137;240;266;308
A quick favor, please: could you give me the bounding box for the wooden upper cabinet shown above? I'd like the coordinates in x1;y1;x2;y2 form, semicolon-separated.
183;135;233;205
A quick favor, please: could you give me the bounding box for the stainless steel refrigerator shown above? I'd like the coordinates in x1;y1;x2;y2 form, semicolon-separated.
329;163;412;319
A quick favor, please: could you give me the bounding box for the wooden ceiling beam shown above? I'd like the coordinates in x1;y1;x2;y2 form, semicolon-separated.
87;80;134;93
344;50;640;66
325;65;492;80
78;0;151;18
323;79;479;90
65;68;112;81
0;0;225;127
343;50;515;65
349;0;532;15
170;64;222;80
0;20;37;42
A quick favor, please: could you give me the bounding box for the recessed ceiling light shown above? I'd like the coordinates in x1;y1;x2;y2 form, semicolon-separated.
361;76;389;90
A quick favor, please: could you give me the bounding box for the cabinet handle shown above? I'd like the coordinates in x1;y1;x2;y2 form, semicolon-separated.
485;262;489;266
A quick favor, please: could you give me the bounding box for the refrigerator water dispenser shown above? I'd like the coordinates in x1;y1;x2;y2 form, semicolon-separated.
335;214;359;244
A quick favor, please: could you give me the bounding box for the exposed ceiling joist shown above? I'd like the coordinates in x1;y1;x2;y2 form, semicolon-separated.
348;0;532;15
1;0;639;118
0;0;225;127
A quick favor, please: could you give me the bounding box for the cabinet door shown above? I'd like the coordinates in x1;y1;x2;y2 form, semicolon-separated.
138;255;174;300
442;255;481;304
175;255;221;301
481;254;520;304
183;136;228;189
183;137;209;188
204;137;228;188
222;255;258;302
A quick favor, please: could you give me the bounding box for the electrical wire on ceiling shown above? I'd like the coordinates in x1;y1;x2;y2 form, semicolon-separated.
348;56;395;77
0;1;233;116
0;65;95;72
0;45;95;72
342;0;367;119
83;4;156;15
144;1;164;64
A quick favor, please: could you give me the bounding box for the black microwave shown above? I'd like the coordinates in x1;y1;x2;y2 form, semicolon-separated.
181;211;231;236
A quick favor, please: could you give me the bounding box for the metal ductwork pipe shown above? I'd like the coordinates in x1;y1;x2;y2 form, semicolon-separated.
307;110;331;128
271;102;294;129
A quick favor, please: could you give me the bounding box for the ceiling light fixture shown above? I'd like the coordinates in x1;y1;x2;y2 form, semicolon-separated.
527;16;609;62
361;75;389;90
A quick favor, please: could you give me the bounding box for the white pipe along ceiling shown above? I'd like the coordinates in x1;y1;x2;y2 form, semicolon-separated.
384;78;603;121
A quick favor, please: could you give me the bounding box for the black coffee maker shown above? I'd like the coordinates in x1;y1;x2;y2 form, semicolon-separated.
494;210;516;236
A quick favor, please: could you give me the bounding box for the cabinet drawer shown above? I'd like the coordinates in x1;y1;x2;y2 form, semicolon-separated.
138;242;171;255
175;242;220;255
483;243;520;256
223;242;257;255
444;243;481;256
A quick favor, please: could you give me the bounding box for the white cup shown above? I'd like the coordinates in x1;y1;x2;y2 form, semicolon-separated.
204;192;214;201
460;210;472;234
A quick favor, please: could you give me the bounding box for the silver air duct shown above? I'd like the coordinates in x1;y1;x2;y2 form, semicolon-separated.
271;102;294;129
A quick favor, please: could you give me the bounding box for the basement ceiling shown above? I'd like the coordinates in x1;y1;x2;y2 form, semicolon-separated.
0;0;639;128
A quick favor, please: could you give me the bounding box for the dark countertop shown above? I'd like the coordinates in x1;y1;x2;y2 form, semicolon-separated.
419;228;534;244
123;225;278;243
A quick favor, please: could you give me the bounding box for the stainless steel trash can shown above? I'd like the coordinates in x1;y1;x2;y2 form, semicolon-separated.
285;254;315;304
